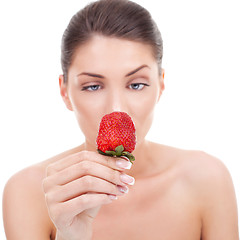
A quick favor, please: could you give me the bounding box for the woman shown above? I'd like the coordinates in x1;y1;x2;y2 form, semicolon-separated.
3;0;238;239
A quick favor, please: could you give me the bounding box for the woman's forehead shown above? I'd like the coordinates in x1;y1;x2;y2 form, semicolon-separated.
70;35;157;71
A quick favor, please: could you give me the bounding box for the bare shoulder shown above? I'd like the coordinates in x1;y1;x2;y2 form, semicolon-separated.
3;145;82;193
177;148;232;182
153;143;239;239
3;145;82;240
158;143;235;195
176;148;236;199
3;162;52;239
152;142;233;183
181;150;238;238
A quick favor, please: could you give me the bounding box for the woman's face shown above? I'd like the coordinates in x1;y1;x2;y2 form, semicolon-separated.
60;35;164;150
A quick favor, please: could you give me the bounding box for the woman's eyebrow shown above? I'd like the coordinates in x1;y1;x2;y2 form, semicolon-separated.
125;64;150;77
76;64;150;79
77;72;104;78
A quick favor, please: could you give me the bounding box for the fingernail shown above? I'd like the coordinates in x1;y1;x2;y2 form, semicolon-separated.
120;173;135;185
117;185;129;194
109;195;118;200
116;159;132;169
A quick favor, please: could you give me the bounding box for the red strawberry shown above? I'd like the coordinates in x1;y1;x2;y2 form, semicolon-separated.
96;111;136;163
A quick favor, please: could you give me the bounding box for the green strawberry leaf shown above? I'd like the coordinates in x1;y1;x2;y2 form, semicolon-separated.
98;149;109;156
127;154;135;163
123;152;135;163
105;150;117;156
115;145;124;154
98;148;135;163
121;151;135;163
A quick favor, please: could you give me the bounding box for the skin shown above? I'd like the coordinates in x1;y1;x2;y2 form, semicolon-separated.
3;36;239;240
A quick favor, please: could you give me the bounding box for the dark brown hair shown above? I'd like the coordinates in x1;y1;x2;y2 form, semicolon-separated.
61;0;163;82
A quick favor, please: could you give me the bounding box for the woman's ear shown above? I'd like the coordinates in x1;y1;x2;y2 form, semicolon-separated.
157;68;165;102
59;75;73;111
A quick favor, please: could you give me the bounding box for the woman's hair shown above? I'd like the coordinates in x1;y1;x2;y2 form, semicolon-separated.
61;0;163;83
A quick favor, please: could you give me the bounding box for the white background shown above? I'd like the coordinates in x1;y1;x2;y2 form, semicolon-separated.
0;0;239;238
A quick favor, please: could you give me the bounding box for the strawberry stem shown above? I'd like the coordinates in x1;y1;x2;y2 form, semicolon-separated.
97;145;135;163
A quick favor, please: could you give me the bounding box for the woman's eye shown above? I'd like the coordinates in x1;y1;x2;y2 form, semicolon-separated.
82;85;102;91
129;83;149;90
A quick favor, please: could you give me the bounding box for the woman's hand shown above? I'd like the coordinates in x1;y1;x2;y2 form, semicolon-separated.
42;150;134;240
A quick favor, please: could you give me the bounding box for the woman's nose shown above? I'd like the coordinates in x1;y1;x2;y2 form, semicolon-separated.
106;90;127;113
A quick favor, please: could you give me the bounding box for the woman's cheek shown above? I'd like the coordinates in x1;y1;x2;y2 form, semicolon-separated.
70;94;104;141
130;91;158;143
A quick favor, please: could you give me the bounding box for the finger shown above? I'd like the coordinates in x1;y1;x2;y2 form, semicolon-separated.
68;193;116;216
47;175;128;203
49;193;115;228
46;151;131;176
45;160;133;190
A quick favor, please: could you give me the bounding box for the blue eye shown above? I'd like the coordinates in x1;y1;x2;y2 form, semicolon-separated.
129;83;149;90
82;85;101;91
